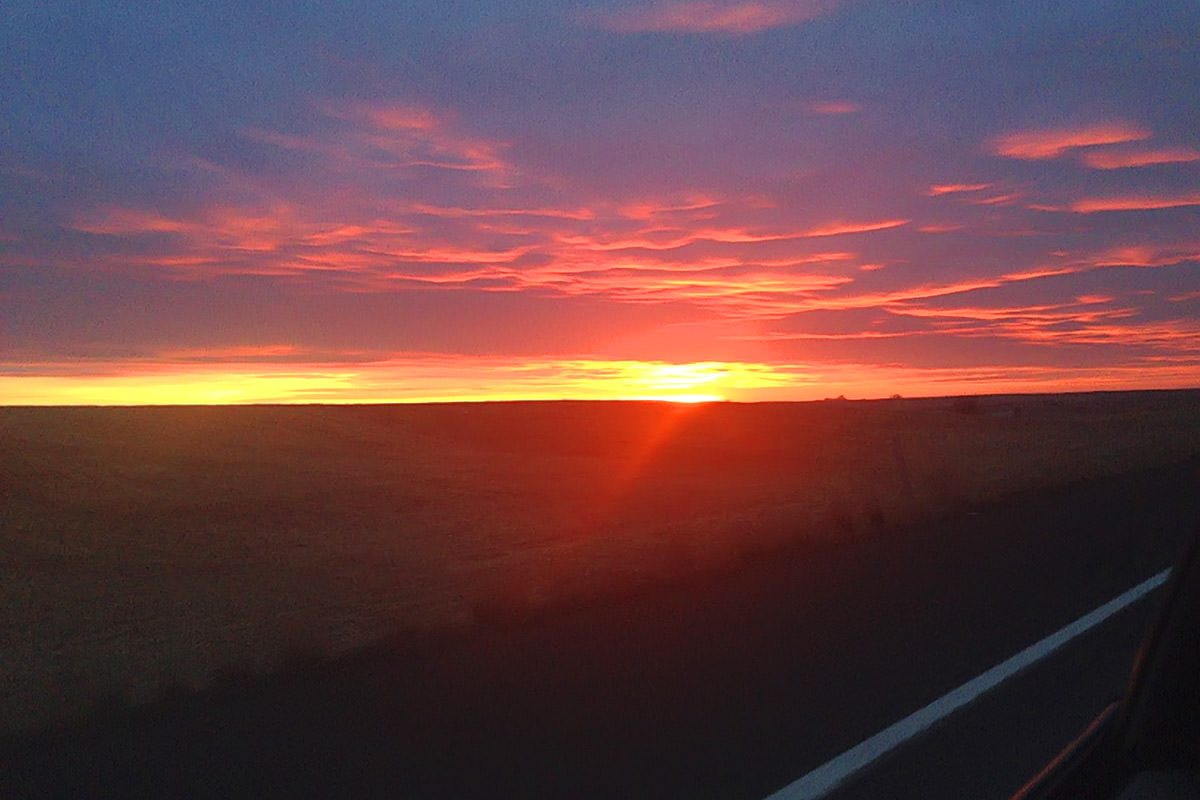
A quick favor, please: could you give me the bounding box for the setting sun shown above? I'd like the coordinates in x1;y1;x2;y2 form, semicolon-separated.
647;394;725;403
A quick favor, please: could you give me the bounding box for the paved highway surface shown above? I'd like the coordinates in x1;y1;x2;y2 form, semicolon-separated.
3;458;1198;799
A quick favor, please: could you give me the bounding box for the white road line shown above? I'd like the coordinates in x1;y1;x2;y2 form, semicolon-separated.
763;568;1171;800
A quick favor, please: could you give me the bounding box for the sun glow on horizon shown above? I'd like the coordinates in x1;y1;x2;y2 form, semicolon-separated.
617;361;738;402
5;3;1200;416
0;358;783;406
2;354;1199;407
632;393;726;403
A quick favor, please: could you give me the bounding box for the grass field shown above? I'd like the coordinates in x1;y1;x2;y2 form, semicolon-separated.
2;390;1199;736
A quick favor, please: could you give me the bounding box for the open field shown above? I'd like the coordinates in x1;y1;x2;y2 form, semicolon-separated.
2;390;1199;737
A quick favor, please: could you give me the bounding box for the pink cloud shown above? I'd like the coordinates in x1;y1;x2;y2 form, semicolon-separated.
240;127;344;158
585;0;839;34
411;203;596;220
966;192;1024;206
756;252;856;265
249;101;511;175
895;299;1125;325
1081;147;1200;169
73;204;422;268
362;106;440;132
72;165;893;318
777;278;1005;313
616;194;727;220
54;89;1196;364
813;292;1195;356
552;267;854;306
1007;319;1200;349
553;218;906;252
74;139;910;313
998;266;1084;282
996;242;1200;281
73;207;191;235
766;259;1110;320
1068;193;1200;213
801;218;909;237
989;122;1151;160
927;183;993;196
1084;243;1200;267
367;244;535;265
809;100;860;115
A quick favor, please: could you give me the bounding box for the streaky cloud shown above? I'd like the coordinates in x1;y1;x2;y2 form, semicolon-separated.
808;100;861;115
1069;194;1200;213
583;0;839;35
1084;243;1200;268
990;122;1151;160
1081;148;1200;169
927;183;993;196
553;218;905;252
801;219;909;237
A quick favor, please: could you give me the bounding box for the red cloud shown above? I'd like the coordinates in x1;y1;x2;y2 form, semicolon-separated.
586;0;838;34
989;122;1151;160
1081;147;1200;169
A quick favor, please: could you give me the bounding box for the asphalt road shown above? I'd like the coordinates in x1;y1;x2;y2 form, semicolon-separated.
4;457;1199;799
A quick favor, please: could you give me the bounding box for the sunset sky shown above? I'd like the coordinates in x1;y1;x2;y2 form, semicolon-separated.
3;0;1199;403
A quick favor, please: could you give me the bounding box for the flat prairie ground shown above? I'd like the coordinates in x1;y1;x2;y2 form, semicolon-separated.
2;390;1199;736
